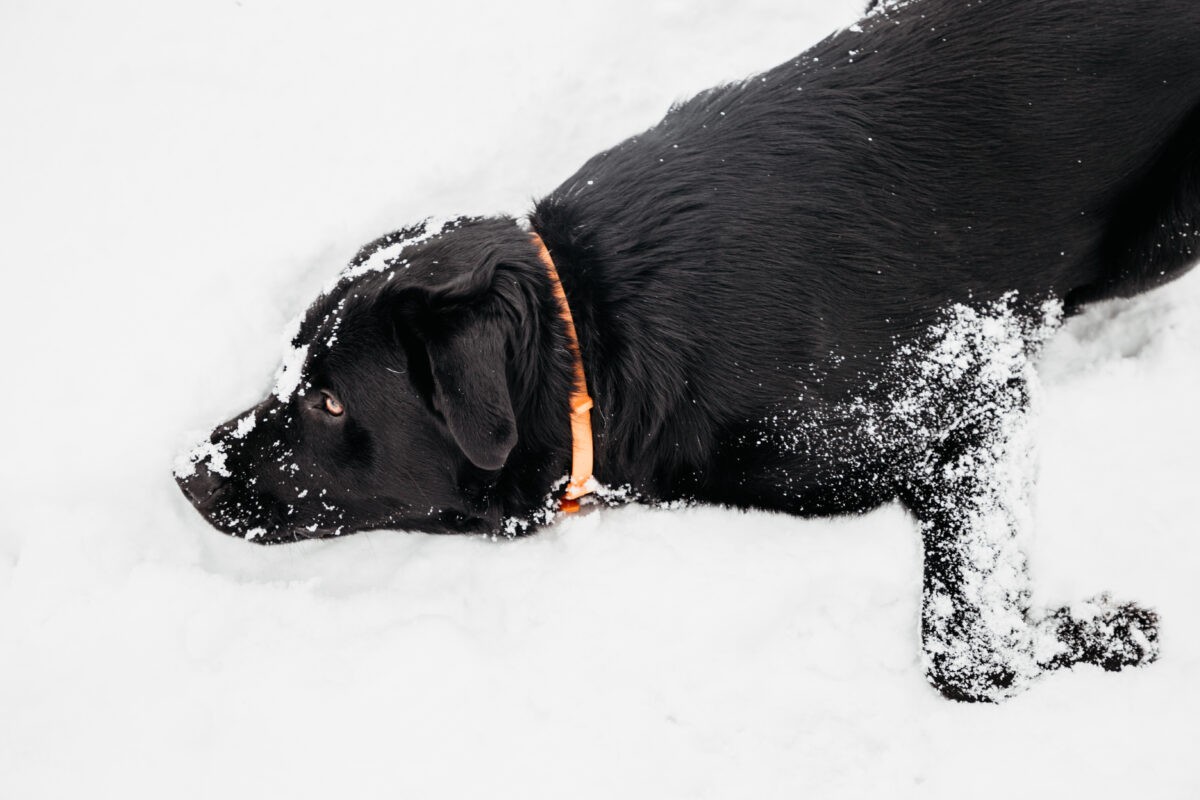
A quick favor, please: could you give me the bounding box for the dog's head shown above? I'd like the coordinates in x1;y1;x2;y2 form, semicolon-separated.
175;216;572;543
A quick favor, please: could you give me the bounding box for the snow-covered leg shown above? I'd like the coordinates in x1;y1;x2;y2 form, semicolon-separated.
897;298;1158;702
904;395;1044;703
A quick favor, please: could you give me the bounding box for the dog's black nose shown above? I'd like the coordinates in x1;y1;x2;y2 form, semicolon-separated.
177;468;226;509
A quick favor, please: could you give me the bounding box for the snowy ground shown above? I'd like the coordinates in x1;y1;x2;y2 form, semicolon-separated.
2;0;1198;797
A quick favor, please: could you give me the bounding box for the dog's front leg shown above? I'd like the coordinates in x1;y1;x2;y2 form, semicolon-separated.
902;393;1044;702
890;298;1162;702
900;374;1158;702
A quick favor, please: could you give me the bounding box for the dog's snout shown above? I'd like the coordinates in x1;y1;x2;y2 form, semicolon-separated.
177;468;226;508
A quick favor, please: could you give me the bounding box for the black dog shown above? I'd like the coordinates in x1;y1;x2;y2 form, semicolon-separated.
177;0;1200;701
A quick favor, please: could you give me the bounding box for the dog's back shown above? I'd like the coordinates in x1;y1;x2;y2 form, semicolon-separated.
532;0;1200;491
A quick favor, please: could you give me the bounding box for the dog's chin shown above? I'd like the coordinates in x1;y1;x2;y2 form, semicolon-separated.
177;469;502;541
176;483;342;544
211;516;366;545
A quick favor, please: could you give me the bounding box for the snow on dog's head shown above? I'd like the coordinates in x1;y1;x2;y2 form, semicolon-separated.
174;215;561;543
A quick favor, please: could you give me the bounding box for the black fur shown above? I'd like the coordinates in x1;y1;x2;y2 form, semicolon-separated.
178;0;1199;700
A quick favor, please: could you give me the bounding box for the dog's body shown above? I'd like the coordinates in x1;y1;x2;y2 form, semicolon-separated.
178;0;1200;700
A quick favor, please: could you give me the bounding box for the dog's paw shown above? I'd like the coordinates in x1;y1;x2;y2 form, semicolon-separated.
925;662;1020;703
922;645;1035;703
1038;594;1160;672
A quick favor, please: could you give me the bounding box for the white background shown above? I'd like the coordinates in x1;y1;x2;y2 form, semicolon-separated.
2;0;1198;797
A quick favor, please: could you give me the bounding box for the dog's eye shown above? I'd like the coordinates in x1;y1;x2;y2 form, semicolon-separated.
321;392;345;417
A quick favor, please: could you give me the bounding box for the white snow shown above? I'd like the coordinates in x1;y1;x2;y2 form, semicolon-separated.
272;344;310;402
339;214;460;283
2;1;1199;798
231;411;257;439
172;436;230;480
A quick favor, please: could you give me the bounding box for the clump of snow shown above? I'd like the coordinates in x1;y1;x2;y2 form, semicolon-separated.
338;215;461;284
272;343;309;402
172;411;255;481
866;0;919;20
172;435;230;479
321;298;348;349
231;411;257;439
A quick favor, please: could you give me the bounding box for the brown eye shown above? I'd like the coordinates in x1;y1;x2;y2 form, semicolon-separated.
322;392;345;417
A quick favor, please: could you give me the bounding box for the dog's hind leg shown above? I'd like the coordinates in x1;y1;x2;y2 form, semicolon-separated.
897;301;1159;701
1067;104;1200;311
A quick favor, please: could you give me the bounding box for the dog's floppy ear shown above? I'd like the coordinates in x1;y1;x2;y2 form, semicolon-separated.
425;312;516;470
377;216;531;471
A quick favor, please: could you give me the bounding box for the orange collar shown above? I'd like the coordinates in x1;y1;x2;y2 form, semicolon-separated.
531;232;595;512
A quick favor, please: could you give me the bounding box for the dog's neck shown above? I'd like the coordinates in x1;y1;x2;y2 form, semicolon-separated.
525;202;721;505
